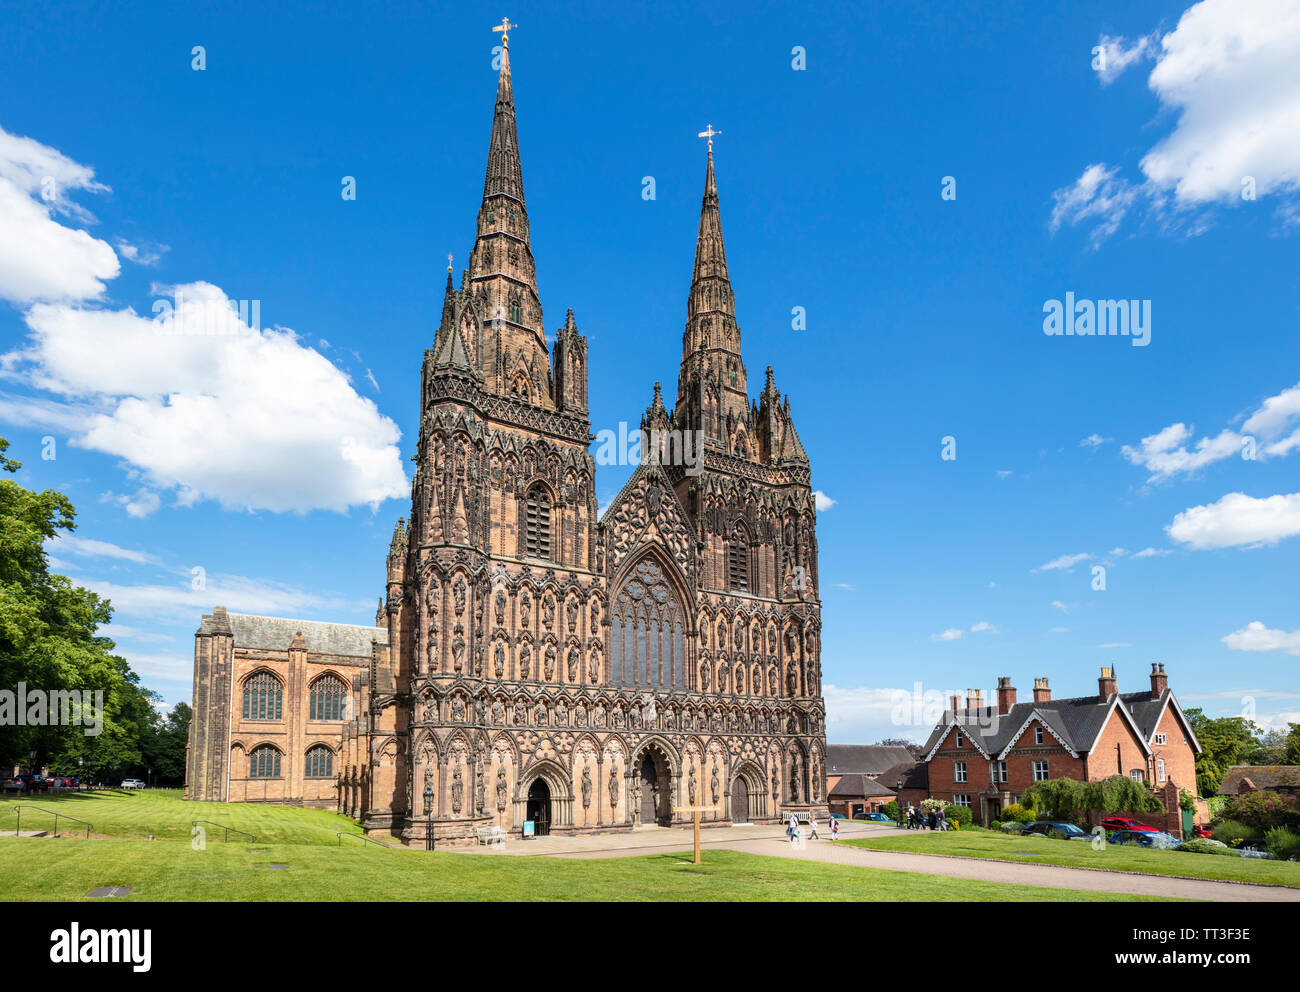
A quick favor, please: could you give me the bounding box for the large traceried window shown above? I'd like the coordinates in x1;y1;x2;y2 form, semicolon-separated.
242;671;283;721
523;486;551;560
305;745;334;779
610;558;687;689
727;526;749;592
249;745;282;778
309;674;346;721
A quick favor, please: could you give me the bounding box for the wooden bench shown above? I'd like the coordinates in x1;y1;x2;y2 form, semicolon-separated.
475;826;506;847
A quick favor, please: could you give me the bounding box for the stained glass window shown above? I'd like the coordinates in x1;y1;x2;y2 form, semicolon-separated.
304;745;333;779
249;745;281;778
309;674;345;721
242;671;282;721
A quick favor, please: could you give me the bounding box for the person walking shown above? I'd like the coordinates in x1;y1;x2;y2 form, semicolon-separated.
809;814;820;840
928;808;937;831
830;816;839;841
938;807;948;832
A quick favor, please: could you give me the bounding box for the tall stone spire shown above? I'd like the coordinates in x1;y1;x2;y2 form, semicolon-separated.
677;134;749;449
465;23;550;405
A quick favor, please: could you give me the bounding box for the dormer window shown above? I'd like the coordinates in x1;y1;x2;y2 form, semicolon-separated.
1034;725;1044;745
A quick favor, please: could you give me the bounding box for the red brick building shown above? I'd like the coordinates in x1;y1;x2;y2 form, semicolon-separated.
919;665;1201;828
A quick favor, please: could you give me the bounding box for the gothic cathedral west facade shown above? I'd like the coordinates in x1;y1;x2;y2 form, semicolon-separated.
186;36;828;844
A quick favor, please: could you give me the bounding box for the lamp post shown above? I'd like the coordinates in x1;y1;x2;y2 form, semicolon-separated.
897;778;904;827
424;782;435;851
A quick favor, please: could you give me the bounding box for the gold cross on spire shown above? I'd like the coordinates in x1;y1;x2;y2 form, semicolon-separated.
698;124;721;149
447;253;454;272
493;16;516;48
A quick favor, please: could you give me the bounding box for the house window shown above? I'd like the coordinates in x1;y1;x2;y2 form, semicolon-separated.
952;794;971;808
1157;758;1166;783
249;745;282;779
992;760;1007;783
954;760;967;783
523;487;551;559
1032;759;1049;781
954;729;963;747
242;671;283;721
1154;733;1167;745
727;527;749;591
309;674;346;721
1033;725;1044;745
1130;769;1145;782
304;745;334;779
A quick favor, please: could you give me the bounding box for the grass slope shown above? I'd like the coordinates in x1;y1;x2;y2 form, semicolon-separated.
845;830;1300;888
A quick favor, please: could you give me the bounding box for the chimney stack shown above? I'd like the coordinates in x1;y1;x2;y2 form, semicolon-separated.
1149;662;1167;699
966;688;983;712
996;676;1017;715
950;694;962;713
1033;677;1050;703
1099;666;1118;701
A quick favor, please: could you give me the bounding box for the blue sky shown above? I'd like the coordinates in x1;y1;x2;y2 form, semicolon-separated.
1;0;1298;743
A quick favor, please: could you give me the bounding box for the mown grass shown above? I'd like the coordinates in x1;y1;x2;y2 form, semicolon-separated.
845;829;1300;888
0;836;1175;902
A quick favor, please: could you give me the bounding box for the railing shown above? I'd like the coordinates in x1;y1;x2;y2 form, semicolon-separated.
191;819;256;843
336;831;387;849
13;805;92;839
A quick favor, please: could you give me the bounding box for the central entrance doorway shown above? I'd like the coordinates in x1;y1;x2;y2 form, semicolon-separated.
526;779;551;836
731;775;750;822
639;754;668;826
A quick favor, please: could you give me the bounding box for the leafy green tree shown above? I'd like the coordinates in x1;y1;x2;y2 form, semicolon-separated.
1184;707;1259;797
1285;724;1300;766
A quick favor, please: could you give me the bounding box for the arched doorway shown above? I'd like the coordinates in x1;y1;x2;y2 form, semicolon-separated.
526;778;551;836
638;753;673;827
731;775;750;823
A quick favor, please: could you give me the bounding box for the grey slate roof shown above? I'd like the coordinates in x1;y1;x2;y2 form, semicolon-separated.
1219;765;1300;795
201;610;388;658
879;760;928;791
827;773;897;799
921;693;1140;759
826;744;916;775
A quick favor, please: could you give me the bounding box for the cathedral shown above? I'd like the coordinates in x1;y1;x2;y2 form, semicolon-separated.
185;30;828;844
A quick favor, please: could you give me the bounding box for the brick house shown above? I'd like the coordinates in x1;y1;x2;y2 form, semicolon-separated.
919;665;1201;829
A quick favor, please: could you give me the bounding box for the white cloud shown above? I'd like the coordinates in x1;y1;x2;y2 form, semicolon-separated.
1132;546;1173;558
1052;0;1300;243
81;572;369;625
1097;642;1133;648
931;628;964;642
1095;32;1159;85
968;621;998;634
1051;600;1072;613
813;490;836;511
996;469;1013;479
1033;552;1091;573
0;128;409;517
47;534;159;565
1050;626;1070;633
1221;620;1300;656
823;684;931;740
1080;433;1112;448
0;126;119;305
1167;491;1300;548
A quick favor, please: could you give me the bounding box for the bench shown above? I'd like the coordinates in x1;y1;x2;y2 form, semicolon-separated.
475;826;507;848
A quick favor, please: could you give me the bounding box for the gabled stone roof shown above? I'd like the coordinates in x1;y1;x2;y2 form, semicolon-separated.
200;609;387;658
826;744;915;775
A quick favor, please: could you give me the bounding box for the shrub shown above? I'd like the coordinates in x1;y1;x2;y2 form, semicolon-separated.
1001;821;1025;834
1265;827;1300;861
1220;791;1300;834
1020;779;1084;822
990;820;1002;832
1179;788;1197;812
1001;804;1036;823
881;800;900;821
1212;819;1254;847
943;803;973;826
1175;839;1240;857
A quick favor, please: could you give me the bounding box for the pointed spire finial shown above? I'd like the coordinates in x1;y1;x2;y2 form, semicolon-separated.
493;16;517;50
698;124;721;150
447;253;453;272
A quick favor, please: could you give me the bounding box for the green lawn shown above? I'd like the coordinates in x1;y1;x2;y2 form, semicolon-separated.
0;791;1175;901
845;829;1300;888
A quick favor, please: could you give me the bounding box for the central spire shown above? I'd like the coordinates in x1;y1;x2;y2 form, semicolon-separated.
482;29;524;205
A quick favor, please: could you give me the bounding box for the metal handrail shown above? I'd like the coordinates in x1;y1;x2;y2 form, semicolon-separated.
336;831;388;848
13;805;92;839
191;819;256;842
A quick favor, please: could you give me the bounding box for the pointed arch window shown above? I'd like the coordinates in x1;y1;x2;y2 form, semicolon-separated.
508;291;523;324
249;745;282;779
610;558;687;689
309;674;346;722
305;745;334;779
727;526;749;592
242;671;283;721
523;486;551;559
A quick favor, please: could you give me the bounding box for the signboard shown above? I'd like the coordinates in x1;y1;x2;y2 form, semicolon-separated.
523;820;535;838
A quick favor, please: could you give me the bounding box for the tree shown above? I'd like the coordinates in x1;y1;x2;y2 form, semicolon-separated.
0;437;146;776
1285;724;1300;766
1184;707;1259;797
874;738;924;760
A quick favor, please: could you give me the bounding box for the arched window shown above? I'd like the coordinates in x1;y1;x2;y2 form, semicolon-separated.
304;745;334;779
242;671;283;721
523;486;551;559
508;292;523;324
249;745;282;778
610;558;687;689
727;526;749;592
309;674;346;721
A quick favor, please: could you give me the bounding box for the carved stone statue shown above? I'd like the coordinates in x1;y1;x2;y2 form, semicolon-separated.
494;589;506;626
544;645;556;681
609;766;619;810
567;648;578;683
519;645;530;680
688;762;697;805
542;596;555;630
451;765;464;814
710;761;720;805
567;599;578;634
494;642;505;678
452;627;466;672
581;765;592;809
496;765;507;812
454;579;467;617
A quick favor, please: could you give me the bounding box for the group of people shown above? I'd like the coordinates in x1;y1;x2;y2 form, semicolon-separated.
903;803;949;831
785;811;839;844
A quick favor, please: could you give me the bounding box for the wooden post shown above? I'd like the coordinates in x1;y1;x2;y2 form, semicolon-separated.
672;805;715;865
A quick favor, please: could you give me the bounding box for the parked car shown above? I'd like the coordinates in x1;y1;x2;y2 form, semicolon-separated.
1;775;26;794
1023;821;1090;840
829;813;847;820
1109;829;1181;848
1100;817;1158;833
861;812;893;822
18;774;47;793
120;778;146;790
1192;824;1213;839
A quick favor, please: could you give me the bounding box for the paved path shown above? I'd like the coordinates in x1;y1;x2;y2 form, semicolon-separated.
469;822;1300;902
